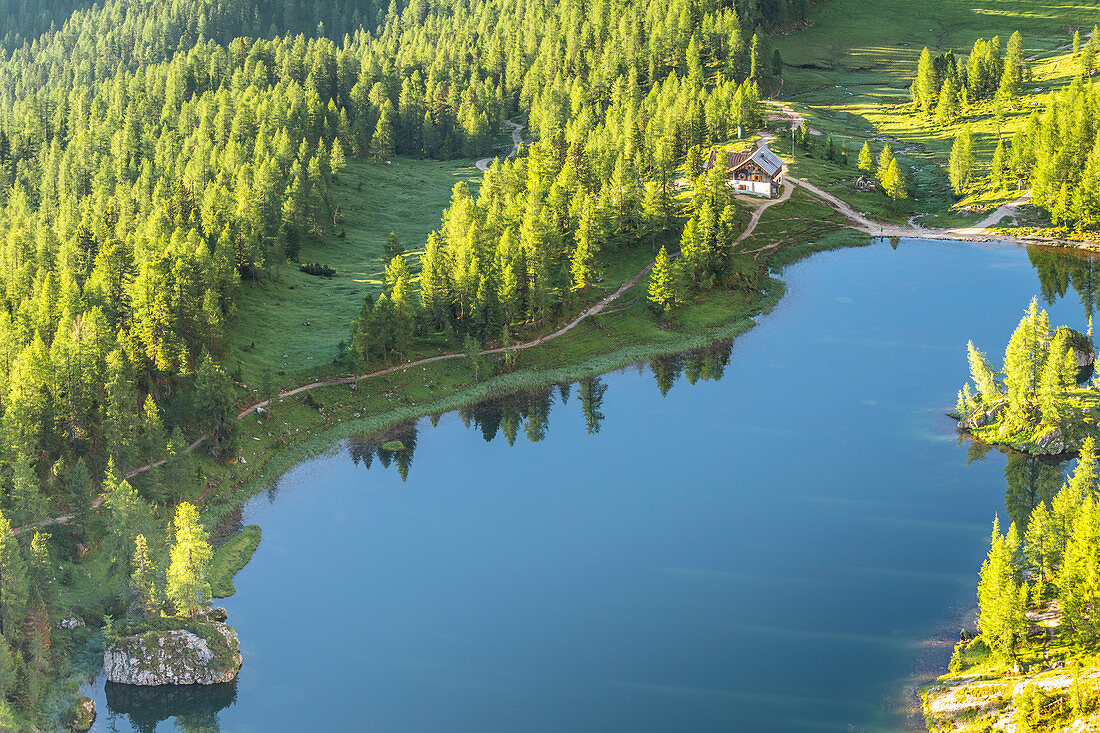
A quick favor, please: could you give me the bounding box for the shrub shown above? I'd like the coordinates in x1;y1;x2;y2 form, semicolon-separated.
299;262;336;277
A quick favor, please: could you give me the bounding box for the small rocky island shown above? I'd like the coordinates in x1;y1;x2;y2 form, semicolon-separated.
956;298;1096;455
102;503;244;687
104;610;242;686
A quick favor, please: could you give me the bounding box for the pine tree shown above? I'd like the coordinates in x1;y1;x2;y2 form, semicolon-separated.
166;503;212;617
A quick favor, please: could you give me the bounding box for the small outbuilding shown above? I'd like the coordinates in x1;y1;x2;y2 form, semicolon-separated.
855;175;876;191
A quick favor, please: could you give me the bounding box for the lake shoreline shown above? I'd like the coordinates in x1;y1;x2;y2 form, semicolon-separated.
196;231;870;528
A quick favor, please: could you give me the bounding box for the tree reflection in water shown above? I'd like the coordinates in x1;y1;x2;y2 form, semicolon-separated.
342;340;735;480
104;680;237;733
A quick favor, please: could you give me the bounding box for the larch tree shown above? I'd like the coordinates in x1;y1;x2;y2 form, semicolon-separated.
129;534;158;618
1060;496;1100;637
882;159;907;207
1038;329;1078;426
935;76;959;126
1069;437;1099;498
67;459;94;538
949;127;975;194
976;516;1027;658
857;141;874;174
0;510;27;646
167;503;212;618
194;351;237;456
911;47;937;112
104;478;151;575
876;144;895;186
10;454;47;533
648;245;679;316
967;340;1001;404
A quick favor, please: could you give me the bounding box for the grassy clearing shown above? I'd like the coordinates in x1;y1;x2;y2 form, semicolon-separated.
739;185;849;250
770;0;1095;228
209;525;262;599
229;154;481;382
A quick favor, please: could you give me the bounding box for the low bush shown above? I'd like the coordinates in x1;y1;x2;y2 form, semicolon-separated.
299;262;336;277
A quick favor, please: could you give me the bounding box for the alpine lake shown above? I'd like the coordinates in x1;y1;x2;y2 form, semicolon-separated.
84;237;1100;732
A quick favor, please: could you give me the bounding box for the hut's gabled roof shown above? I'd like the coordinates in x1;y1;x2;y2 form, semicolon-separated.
742;145;785;176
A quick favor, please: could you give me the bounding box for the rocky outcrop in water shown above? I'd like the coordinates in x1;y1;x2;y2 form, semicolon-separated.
103;620;241;686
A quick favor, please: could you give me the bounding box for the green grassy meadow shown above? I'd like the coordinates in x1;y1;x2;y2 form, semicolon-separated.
229;155;481;383
771;0;1100;226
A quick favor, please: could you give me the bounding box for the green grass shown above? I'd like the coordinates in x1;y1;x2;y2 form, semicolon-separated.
229;155;481;384
776;0;1089;92
208;525;261;598
739;186;849;249
770;0;1098;228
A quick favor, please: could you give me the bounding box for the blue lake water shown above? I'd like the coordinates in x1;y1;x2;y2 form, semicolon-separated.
87;238;1100;732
